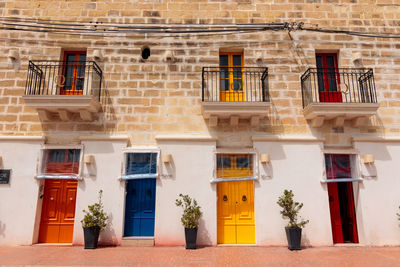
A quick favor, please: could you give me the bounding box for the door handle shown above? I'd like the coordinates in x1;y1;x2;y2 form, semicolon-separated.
70;197;73;201
242;195;247;202
223;195;228;201
50;197;54;201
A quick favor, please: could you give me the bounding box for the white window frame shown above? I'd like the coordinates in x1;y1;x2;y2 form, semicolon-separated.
320;150;363;183
36;144;84;180
120;147;160;180
211;148;259;183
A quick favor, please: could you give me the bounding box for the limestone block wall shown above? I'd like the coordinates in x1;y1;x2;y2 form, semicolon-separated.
0;1;398;146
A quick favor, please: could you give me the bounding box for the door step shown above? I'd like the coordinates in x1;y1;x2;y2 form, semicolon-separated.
121;237;154;247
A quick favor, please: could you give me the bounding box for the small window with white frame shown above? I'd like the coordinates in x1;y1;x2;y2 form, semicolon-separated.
122;151;159;180
37;148;82;179
212;152;258;182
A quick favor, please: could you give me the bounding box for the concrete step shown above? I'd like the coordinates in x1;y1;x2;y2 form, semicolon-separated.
121;237;154;247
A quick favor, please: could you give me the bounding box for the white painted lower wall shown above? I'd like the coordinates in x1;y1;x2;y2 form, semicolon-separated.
1;137;400;247
354;141;400;246
0;139;43;245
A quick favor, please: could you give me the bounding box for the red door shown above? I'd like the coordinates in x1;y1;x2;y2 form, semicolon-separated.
325;154;358;244
316;53;342;103
60;51;86;95
38;179;78;243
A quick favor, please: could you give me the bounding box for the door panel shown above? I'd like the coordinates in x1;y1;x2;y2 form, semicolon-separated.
217;180;255;244
124;179;156;237
39;179;77;243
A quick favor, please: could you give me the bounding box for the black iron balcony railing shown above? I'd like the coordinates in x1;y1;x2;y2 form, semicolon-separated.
301;68;377;108
202;67;269;102
25;60;103;101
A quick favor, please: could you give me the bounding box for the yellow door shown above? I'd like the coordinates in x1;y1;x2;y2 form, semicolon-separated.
217;180;255;244
219;53;244;102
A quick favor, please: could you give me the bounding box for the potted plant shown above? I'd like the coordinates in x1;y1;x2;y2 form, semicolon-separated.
175;193;202;249
81;190;109;249
277;189;309;250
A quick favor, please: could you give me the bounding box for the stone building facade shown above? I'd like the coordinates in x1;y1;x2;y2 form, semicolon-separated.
0;0;400;247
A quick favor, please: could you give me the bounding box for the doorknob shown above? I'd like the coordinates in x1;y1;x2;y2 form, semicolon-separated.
242;195;247;202
50;197;54;201
70;197;73;201
223;195;228;201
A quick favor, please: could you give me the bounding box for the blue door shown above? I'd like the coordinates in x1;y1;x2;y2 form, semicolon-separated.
124;179;156;237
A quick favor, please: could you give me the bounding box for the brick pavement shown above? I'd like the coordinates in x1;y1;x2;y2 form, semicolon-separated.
1;245;400;267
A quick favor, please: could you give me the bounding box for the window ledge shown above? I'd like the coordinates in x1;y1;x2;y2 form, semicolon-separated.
210;176;258;183
320;177;363;183
120;174;158;180
36;174;82;180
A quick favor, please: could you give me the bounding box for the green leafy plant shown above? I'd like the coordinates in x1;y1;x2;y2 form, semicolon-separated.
277;189;309;228
81;190;109;231
175;194;202;228
397;206;400;221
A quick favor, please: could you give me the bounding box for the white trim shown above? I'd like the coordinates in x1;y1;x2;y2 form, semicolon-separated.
155;135;217;142
210;176;258;183
320;177;363;183
212;151;259;182
122;149;160;179
79;135;129;142
0;135;45;141
215;147;257;154
120;174;157;180
37;146;84;179
323;148;359;154
41;144;83;149
352;137;400;143
36;175;82;180
252;135;324;142
123;146;160;152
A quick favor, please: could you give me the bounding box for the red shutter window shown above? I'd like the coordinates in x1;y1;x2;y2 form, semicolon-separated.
41;149;81;175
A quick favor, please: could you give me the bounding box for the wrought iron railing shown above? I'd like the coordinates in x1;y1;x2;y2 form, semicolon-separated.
202;67;269;102
25;60;102;101
301;68;377;108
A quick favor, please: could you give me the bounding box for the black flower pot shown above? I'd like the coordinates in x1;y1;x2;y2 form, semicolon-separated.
184;227;198;249
83;226;100;249
285;227;302;250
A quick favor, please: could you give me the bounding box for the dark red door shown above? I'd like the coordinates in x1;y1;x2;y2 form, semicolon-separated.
325;154;358;244
316;53;342;103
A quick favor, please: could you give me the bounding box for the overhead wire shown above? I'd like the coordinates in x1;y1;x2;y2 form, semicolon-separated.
1;17;400;39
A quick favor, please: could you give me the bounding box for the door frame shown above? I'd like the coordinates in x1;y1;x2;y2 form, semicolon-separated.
121;147;160;238
34;145;84;244
219;52;245;102
38;178;79;243
123;178;157;237
323;152;360;244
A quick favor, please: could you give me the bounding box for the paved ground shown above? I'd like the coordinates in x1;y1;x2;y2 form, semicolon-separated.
1;245;400;267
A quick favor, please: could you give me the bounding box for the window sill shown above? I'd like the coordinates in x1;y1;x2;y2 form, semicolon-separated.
120;174;158;180
320;177;363;183
36;174;82;180
210;176;258;183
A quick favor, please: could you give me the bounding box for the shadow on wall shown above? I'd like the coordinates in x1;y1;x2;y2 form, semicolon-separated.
197;217;212;246
0;220;5;238
99;212;118;246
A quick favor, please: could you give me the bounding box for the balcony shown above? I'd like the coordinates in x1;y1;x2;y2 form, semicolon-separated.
22;60;102;121
301;68;379;128
201;67;270;127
